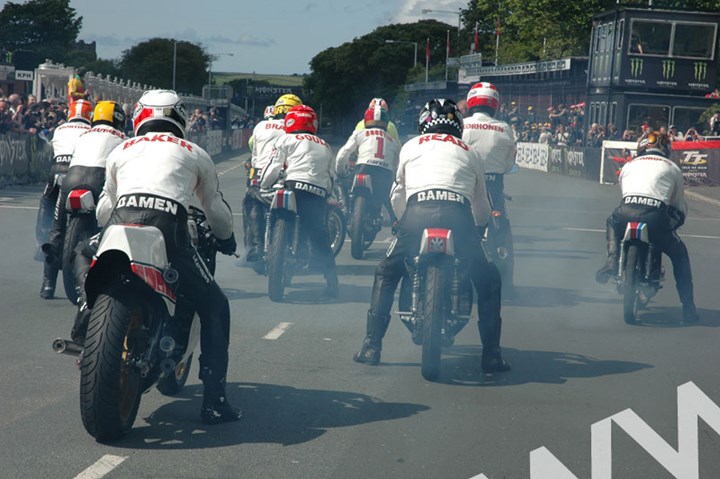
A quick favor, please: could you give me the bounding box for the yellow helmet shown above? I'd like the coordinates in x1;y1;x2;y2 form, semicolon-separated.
273;94;302;117
92;101;126;130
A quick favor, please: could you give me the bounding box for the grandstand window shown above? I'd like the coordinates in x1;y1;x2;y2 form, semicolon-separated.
672;106;705;132
627;103;670;132
672;23;716;60
616;19;625;51
630;20;671;56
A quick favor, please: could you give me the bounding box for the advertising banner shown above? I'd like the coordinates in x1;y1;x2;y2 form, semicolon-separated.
623;56;715;94
672;140;720;186
515;142;548;172
600;140;637;184
548;147;565;175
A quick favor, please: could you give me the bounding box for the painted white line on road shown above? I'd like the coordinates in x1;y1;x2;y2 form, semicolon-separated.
562;227;604;233
468;475;489;479
263;322;294;340
73;454;127;479
0;204;37;210
218;163;243;176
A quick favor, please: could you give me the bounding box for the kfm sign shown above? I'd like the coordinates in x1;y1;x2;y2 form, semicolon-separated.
14;70;33;81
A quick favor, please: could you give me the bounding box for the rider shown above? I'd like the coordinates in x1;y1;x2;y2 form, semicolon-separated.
94;89;241;424
43;101;126;292
260;104;339;298
336;100;401;229
354;98;400;142
352;98;510;373
37;99;93;299
462;82;517;298
243;94;302;263
595;132;699;322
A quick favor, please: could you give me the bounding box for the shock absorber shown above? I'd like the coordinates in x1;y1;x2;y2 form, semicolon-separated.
450;259;460;316
411;257;421;316
292;215;301;256
263;210;272;255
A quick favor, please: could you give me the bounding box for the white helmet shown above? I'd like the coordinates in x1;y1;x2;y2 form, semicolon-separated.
467;82;500;114
132;89;187;138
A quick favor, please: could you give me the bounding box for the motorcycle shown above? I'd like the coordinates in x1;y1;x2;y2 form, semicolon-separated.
62;187;101;305
348;172;382;259
397;228;474;381
484;193;514;296
52;207;216;441
263;186;345;302
614;221;664;325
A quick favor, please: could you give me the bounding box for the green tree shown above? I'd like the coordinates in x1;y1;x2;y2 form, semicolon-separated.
0;0;82;66
305;20;456;133
119;38;210;96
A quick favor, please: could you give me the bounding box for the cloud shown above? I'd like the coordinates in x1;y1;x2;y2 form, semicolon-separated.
392;0;465;24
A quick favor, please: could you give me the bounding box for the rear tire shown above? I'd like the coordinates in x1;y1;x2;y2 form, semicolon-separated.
327;205;346;258
421;265;445;381
79;284;144;441
267;217;290;302
350;196;368;260
623;245;641;325
62;214;95;305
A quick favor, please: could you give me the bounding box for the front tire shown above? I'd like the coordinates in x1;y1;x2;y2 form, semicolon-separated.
79;284;144;441
421;265;445;381
350;196;368;260
267;217;290;302
62;214;96;305
623;245;641;325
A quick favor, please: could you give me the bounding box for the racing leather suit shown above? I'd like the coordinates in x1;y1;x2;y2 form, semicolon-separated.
45;125;126;271
261;131;339;296
36;119;90;298
96;131;236;403
244;118;285;261
354;132;508;371
336;127;401;221
600;153;697;320
354;119;400;142
462;111;517;294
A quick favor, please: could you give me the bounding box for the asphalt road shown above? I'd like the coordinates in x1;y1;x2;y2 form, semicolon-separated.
1;151;719;479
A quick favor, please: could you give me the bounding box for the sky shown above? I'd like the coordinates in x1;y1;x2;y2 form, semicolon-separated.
57;0;466;75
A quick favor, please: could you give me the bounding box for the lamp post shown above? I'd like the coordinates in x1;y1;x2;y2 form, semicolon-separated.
384;40;418;68
172;40;177;91
421;8;461;55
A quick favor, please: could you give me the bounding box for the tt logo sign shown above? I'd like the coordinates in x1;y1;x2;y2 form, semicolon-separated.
680;151;709;166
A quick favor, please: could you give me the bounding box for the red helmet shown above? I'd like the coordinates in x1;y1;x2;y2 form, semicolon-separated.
467;82;500;113
67;99;93;124
284;105;318;134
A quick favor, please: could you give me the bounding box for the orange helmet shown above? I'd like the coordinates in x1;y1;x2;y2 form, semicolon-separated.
67;100;93;124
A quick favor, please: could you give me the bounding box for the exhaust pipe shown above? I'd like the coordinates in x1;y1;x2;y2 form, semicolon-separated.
52;338;83;356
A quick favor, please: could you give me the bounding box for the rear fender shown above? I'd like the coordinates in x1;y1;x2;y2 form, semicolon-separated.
270;189;297;213
351;173;373;195
66;188;96;213
86;225;176;315
622;222;649;243
419;228;455;257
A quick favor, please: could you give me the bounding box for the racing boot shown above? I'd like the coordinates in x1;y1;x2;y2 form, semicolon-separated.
678;281;699;323
40;261;58;299
71;302;91;345
199;366;242;425
481;347;511;373
477;272;510;373
353;312;391;366
595;231;619;285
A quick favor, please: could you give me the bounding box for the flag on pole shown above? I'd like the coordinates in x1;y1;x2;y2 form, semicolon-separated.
496;16;502;36
425;37;431;62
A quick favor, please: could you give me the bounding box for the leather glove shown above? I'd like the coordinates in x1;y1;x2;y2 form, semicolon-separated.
668;207;685;229
216;233;237;256
391;221;399;236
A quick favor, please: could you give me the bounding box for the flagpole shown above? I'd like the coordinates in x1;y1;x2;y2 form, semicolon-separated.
425;37;429;83
495;16;501;66
445;29;450;81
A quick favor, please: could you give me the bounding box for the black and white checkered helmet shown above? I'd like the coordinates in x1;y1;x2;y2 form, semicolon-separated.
418;98;463;138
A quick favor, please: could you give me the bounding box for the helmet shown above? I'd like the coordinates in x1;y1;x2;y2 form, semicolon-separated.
263;105;275;120
273;94;302;117
368;97;389;112
467;82;500;114
417;98;463;138
637;132;671;158
132;89;187;138
284;105;318;134
67;99;93;124
92;101;126;130
363;103;389;129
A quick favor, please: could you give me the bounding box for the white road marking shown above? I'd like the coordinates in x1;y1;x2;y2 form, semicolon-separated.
0;205;37;210
218;163;244;176
263;322;294;340
73;455;127;479
562;226;720;240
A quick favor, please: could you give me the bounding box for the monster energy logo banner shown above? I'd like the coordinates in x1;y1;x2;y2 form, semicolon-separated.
630;58;643;77
694;61;708;81
662;59;676;80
